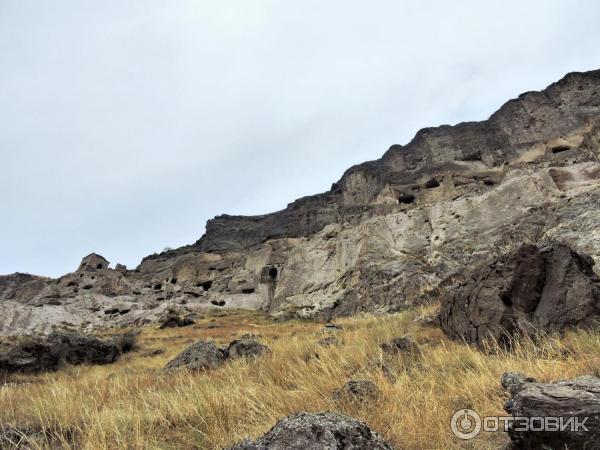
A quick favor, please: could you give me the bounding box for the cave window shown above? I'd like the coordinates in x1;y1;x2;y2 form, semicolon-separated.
170;278;177;284
269;267;278;280
242;288;255;294
398;193;415;204
198;280;213;291
153;283;162;291
500;291;512;307
424;178;440;189
97;264;103;269
551;145;571;154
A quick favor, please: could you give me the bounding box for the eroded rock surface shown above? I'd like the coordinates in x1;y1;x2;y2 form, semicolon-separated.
3;70;600;334
225;411;394;450
164;341;226;371
503;374;600;450
0;331;136;374
164;337;269;371
440;242;600;346
226;337;270;360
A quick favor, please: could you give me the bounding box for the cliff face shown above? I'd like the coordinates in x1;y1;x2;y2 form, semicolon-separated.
3;70;600;335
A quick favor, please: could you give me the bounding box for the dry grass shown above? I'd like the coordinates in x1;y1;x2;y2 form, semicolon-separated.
1;306;600;449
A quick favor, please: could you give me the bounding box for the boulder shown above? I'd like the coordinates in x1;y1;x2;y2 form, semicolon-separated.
0;331;136;375
226;337;269;360
380;336;421;358
158;313;195;329
225;411;394;450
47;332;121;365
164;340;226;371
503;374;600;450
332;380;379;404
440;243;600;347
0;340;63;374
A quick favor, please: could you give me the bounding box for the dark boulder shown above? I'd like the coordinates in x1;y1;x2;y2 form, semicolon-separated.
0;331;136;375
164;340;226;371
226;337;269;360
47;332;121;365
380;336;421;358
503;374;600;450
158;313;195;329
440;243;600;347
0;340;63;374
225;411;394;450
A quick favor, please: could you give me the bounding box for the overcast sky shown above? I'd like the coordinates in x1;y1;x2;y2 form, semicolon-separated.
1;1;600;277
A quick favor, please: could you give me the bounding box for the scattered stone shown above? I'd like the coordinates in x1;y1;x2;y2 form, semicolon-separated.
158;313;195;329
441;243;600;347
333;380;379;404
226;337;270;360
164;337;270;371
164;340;226;371
503;374;600;450
380;336;421;358
225;411;394;450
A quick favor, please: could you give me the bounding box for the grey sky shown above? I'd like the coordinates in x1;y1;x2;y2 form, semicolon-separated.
1;1;600;277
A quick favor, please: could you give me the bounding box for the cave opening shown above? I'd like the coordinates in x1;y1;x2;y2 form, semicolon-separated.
398;193;415;204
242;288;255;294
197;280;213;291
424;178;440;189
551;145;571;154
269;267;278;280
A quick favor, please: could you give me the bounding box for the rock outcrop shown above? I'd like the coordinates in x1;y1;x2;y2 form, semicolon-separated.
225;337;270;360
2;70;600;335
164;337;269;371
225;411;394;450
503;374;600;450
0;331;136;374
164;341;226;371
440;242;600;346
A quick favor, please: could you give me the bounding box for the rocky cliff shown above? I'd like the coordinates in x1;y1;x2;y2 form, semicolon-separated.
2;69;600;335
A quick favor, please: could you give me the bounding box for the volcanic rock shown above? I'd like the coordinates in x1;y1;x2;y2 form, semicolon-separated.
225;411;394;450
440;242;600;347
226;337;270;360
503;374;600;450
164;340;226;371
0;331;136;374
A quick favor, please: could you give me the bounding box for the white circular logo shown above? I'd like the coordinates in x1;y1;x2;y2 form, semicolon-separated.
451;409;482;440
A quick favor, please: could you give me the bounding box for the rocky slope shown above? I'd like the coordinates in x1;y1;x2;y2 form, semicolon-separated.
2;69;600;335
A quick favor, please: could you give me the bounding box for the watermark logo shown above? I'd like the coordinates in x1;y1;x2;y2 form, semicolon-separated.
451;409;482;440
450;409;589;440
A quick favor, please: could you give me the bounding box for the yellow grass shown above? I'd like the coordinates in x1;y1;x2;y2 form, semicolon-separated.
1;306;600;449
